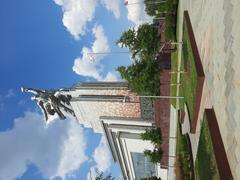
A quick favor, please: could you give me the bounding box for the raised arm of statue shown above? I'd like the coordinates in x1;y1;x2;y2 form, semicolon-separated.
21;87;46;95
37;100;49;121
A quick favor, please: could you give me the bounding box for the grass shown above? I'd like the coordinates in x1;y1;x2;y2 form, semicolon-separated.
175;122;194;180
151;0;178;41
174;7;195;179
195;115;220;180
170;50;178;106
165;0;179;41
170;1;180;107
178;18;198;123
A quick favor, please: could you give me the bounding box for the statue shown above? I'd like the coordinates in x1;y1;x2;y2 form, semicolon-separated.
21;87;75;122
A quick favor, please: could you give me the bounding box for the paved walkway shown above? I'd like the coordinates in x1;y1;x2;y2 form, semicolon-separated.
176;0;240;179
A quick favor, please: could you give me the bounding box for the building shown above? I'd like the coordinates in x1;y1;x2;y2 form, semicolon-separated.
65;82;168;180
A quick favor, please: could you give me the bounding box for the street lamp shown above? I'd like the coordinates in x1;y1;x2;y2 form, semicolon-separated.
87;51;130;62
122;95;183;103
124;0;167;6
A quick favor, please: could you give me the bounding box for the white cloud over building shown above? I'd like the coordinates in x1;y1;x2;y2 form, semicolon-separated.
87;136;112;180
92;136;112;172
0;111;87;180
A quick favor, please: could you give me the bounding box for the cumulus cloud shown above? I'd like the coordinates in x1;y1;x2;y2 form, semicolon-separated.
53;0;97;40
125;0;152;25
101;0;120;19
5;89;16;98
53;0;120;40
103;72;118;82
0;111;87;180
73;25;118;81
87;136;112;179
93;136;112;172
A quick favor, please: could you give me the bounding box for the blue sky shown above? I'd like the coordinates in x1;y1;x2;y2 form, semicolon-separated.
0;0;150;179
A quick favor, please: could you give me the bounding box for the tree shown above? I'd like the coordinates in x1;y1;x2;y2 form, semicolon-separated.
141;128;163;163
117;58;160;96
117;24;160;59
144;0;167;17
141;128;162;145
141;176;162;180
144;148;163;164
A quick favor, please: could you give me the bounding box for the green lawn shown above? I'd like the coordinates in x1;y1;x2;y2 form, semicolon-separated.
195;115;220;180
178;18;198;123
176;122;194;180
170;1;180;107
165;0;179;41
170;50;178;107
174;4;194;180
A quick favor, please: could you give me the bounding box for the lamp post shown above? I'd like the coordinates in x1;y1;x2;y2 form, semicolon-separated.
137;95;183;99
122;95;183;103
124;0;167;6
87;51;130;62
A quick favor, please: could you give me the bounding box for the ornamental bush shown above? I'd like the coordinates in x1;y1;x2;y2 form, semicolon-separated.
144;148;163;164
141;128;162;145
141;176;162;180
141;128;163;163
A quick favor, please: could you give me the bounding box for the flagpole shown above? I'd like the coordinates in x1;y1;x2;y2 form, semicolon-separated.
87;51;130;62
124;0;166;6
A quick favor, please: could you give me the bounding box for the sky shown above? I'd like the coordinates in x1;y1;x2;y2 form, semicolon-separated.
0;0;151;179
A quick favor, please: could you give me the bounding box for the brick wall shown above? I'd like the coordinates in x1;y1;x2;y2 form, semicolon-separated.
154;70;171;167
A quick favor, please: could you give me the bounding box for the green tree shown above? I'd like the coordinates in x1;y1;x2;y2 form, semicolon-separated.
141;176;162;180
117;58;160;96
144;148;163;164
117;24;160;59
144;0;167;17
141;128;162;145
141;128;163;164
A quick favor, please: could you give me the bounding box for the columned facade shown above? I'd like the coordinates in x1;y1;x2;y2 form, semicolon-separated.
62;82;167;179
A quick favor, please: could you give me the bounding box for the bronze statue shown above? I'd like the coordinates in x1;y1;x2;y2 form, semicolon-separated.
21;87;75;122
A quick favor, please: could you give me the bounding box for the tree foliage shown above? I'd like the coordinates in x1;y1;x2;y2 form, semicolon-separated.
117;24;160;59
141;176;162;180
144;0;178;41
117;58;160;96
144;0;167;17
141;128;162;145
141;128;163;164
144;148;163;164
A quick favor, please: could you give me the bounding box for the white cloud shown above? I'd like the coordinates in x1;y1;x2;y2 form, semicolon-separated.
103;72;118;81
5;89;15;98
91;25;110;58
73;25;118;81
101;0;120;19
53;0;120;40
125;0;153;25
0;111;87;180
93;136;112;172
53;0;97;40
87;136;112;179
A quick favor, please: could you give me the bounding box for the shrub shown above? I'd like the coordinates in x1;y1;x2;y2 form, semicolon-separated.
141;176;162;180
141;128;162;145
144;148;163;164
141;128;163;163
